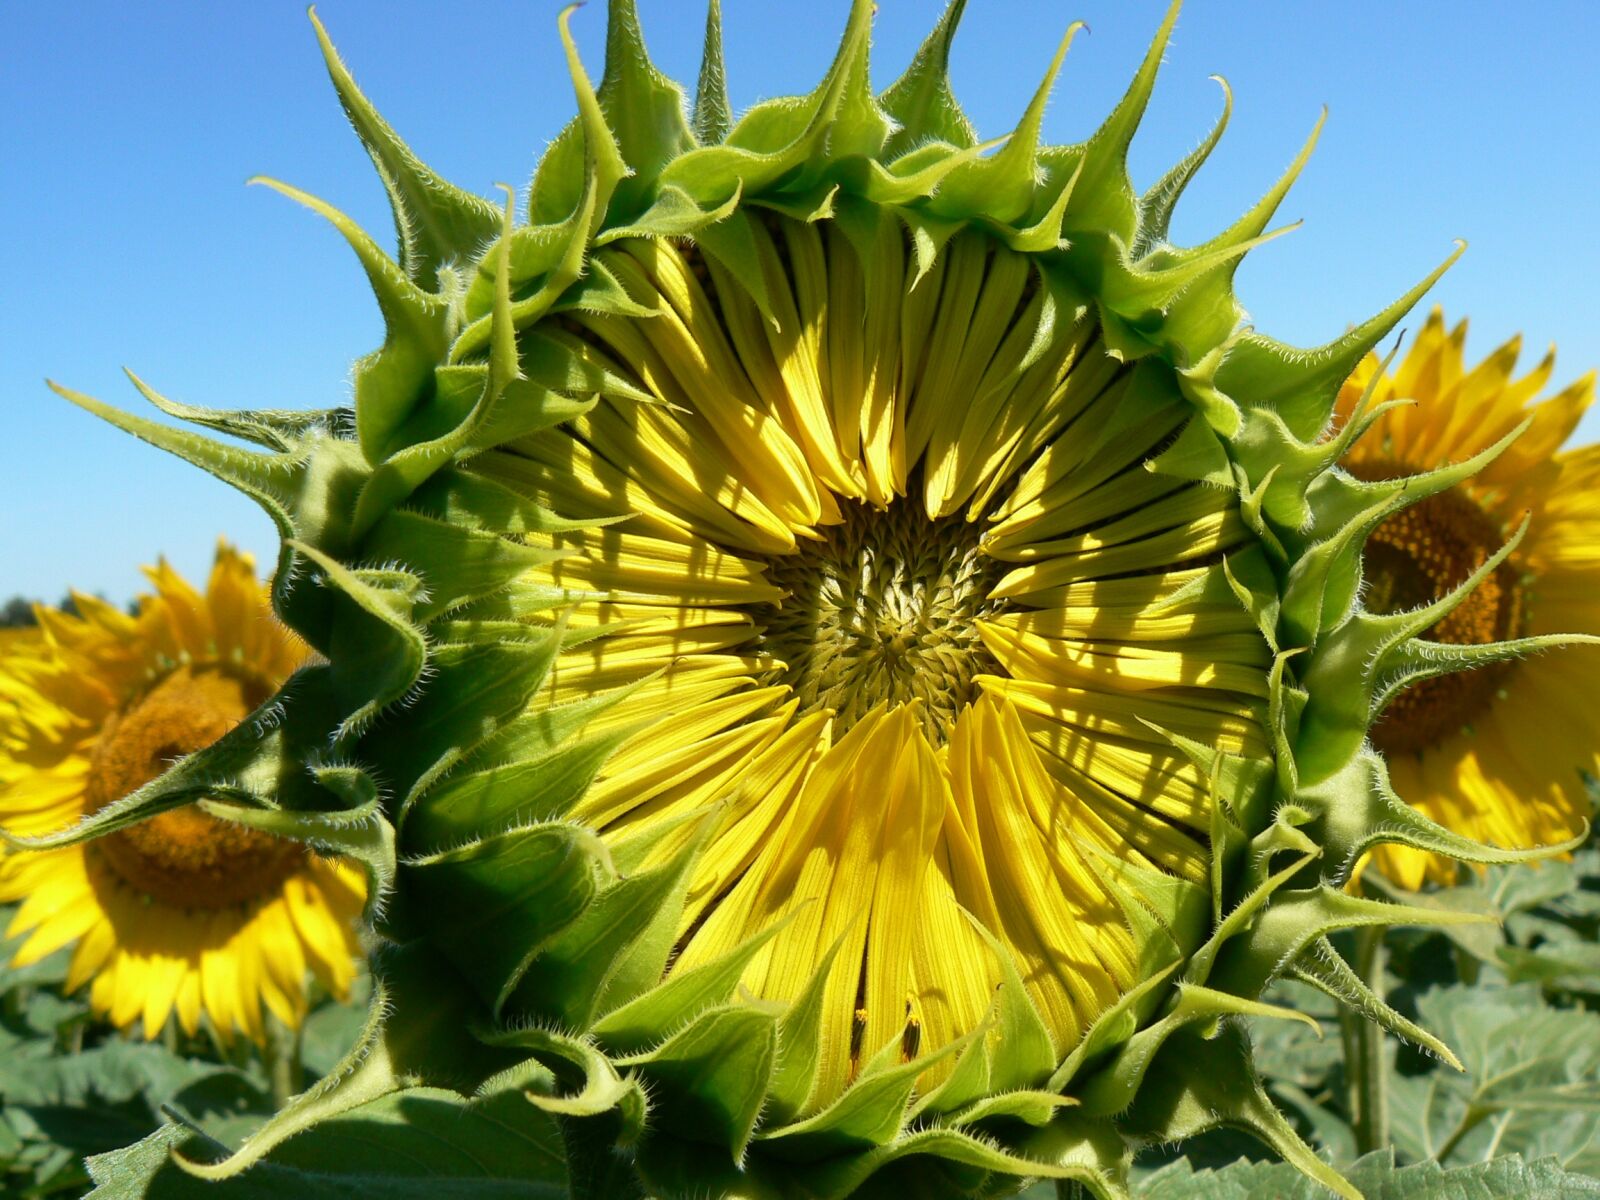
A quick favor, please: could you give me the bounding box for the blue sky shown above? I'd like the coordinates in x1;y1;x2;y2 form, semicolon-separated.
3;1;1596;605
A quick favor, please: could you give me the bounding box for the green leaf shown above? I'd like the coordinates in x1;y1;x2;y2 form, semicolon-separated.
623;1005;776;1158
85;1085;567;1199
400;722;631;857
46;380;311;615
381;635;563;813
408;466;592;537
879;0;974;157
126;385;345;453
801;1124;1110;1200
1497;942;1600;994
1133;77;1230;258
758;1051;924;1160
299;977;373;1081
692;0;729;145
1135;1149;1600;1199
509;813;708;1028
593;0;694;220
291;542;426;738
1362;869;1505;964
361;509;549;621
960;913;1055;1093
164;942;520;1185
0;1038;222;1144
249;177;450;468
591;916;794;1054
308;10;501;293
482;1025;645;1132
1120;1026;1359;1200
1213;243;1464;442
1241;977;1356;1163
764;934;847;1124
197;784;396;924
1388;984;1600;1173
1060;0;1178;243
924;21;1082;227
1496;848;1600;977
403;821;609;1011
1494;850;1598;925
163;1072;275;1149
658;0;874;205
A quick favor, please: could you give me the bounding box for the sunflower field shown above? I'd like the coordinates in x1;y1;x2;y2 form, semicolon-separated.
3;3;1599;1198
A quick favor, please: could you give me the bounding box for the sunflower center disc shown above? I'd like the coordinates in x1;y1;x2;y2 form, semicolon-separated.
760;500;1007;741
86;666;304;909
1357;467;1524;756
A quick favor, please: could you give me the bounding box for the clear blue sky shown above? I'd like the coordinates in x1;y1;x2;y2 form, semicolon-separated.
3;1;1596;605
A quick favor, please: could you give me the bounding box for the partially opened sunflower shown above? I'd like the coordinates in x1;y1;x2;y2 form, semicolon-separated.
14;3;1591;1197
0;546;364;1042
1336;309;1599;889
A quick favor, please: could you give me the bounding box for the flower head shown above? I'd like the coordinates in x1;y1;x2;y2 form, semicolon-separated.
0;546;364;1041
1337;309;1600;887
487;212;1274;1103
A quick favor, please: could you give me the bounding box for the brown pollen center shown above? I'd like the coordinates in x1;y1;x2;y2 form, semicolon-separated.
1354;463;1525;756
758;499;1008;742
87;666;304;909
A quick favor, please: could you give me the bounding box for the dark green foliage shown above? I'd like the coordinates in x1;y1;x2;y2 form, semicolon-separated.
0;597;37;627
0;907;367;1199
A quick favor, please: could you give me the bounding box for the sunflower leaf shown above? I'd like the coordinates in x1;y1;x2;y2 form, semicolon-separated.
591;916;795;1055
361;509;550;621
1137;1150;1600;1199
381;636;565;813
401;724;632;857
624;1005;777;1158
308;10;501;294
85;1085;567;1198
153;942;519;1185
879;0;975;157
692;0;729;145
509;814;708;1028
1387;984;1600;1172
585;2;690;218
402;822;610;1011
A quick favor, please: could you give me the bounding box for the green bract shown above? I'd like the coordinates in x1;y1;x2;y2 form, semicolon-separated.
16;2;1588;1197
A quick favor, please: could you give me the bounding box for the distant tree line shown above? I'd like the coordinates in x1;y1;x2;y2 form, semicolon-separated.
1;596;38;627
0;594;113;627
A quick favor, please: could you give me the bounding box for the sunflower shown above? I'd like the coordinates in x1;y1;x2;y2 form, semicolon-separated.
494;225;1264;1098
0;545;364;1042
32;4;1573;1197
1337;309;1600;888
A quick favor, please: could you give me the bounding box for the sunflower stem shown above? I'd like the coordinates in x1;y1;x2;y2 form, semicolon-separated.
1339;925;1389;1155
1435;1104;1491;1163
264;1014;301;1110
202;1017;230;1066
561;1114;648;1200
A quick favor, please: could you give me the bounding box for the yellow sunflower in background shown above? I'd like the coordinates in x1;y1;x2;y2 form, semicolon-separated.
1338;307;1600;887
0;545;364;1042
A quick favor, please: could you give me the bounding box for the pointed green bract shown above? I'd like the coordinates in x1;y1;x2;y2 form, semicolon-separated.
29;3;1587;1198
